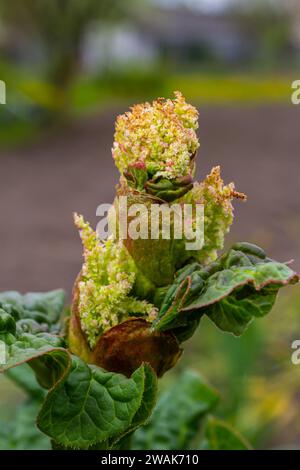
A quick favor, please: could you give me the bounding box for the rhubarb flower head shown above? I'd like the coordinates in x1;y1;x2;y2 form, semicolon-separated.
112;91;199;180
181;166;246;264
73;214;156;348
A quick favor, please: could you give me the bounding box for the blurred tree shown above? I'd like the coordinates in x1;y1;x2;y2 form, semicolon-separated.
228;0;292;68
0;0;137;112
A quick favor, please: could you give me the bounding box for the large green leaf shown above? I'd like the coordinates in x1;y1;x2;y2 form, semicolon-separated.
132;370;219;450
153;243;298;337
0;327;71;389
37;358;157;449
200;417;251;450
0;290;71;388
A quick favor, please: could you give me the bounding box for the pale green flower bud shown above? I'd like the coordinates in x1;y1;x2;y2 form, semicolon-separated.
112;91;199;180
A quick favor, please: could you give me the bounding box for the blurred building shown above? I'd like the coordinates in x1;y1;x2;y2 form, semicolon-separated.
135;6;253;65
284;0;300;50
83;5;254;72
82;3;299;73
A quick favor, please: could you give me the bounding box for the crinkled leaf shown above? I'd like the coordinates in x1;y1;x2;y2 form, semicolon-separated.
184;261;298;336
48;366;157;450
200;417;251;450
0;289;65;326
153;244;298;336
0;330;70;389
0;290;70;388
37;358;157;449
0;290;65;389
124;164;148;192
145;175;193;202
109;362;158;449
132;370;219;450
201;284;276;336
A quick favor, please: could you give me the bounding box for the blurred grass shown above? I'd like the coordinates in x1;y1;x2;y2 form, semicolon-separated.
166;73;293;104
0;60;295;147
69;71;294;114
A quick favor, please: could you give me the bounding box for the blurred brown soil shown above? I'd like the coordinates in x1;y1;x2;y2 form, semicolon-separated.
0;104;299;298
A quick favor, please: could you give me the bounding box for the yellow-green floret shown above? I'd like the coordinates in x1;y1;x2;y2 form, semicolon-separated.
74;214;156;348
181;166;246;264
112;91;199;179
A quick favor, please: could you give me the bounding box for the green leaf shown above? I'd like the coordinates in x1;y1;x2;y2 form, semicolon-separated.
184;261;297;336
132;370;219;450
201;284;276;336
0;289;65;326
22;290;66;325
109;362;158;449
0;330;71;389
0;290;71;388
153;244;298;336
37;358;157;449
152;263;204;333
200;417;251;450
124;164;148;192
145;175;193;202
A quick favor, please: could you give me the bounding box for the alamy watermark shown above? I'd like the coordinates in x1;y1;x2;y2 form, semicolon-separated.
291;340;300;365
291;80;300;105
96;196;205;250
0;341;6;365
0;80;6;104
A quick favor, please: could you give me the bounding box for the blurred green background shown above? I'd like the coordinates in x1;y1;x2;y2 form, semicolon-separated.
0;0;300;450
